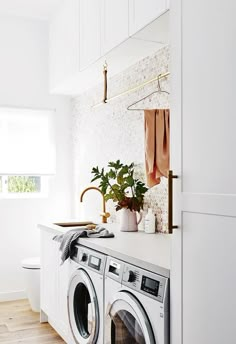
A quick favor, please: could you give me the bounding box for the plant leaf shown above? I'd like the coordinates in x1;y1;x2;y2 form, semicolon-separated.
91;175;101;183
126;176;134;186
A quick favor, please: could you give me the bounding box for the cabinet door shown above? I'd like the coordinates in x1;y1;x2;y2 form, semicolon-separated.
101;0;129;55
49;0;79;91
129;0;167;36
171;0;236;343
40;231;58;319
79;0;101;71
57;251;70;338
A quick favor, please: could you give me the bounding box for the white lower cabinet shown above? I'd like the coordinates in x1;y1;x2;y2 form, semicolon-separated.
40;230;58;319
57;254;70;340
40;230;69;342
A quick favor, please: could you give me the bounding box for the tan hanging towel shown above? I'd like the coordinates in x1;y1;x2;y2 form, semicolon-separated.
144;109;170;187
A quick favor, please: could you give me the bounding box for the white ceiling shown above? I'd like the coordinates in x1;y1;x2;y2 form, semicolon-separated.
0;0;61;21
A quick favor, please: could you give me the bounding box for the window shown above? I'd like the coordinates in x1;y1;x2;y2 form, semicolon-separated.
0;175;48;198
0;107;55;197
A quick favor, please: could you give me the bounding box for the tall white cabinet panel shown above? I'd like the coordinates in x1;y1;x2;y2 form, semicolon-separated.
182;5;236;195
101;0;129;55
183;213;236;344
49;0;79;91
171;0;236;344
79;0;101;71
129;0;167;36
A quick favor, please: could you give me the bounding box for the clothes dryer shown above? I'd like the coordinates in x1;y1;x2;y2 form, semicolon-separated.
104;256;169;344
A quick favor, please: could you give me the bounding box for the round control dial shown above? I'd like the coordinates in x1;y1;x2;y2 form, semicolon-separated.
123;270;136;283
79;252;88;262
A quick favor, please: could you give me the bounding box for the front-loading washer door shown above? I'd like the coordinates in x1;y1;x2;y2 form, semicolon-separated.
68;268;99;344
105;291;155;344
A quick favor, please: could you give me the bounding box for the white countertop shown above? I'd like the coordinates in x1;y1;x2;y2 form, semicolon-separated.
38;222;171;278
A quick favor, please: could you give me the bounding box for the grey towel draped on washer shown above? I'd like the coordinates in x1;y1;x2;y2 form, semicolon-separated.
53;225;114;264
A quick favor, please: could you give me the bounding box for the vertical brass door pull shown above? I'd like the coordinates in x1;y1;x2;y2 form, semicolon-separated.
103;61;108;103
168;170;178;234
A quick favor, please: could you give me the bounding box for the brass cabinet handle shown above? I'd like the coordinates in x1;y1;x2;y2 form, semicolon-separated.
168;170;178;234
103;61;108;103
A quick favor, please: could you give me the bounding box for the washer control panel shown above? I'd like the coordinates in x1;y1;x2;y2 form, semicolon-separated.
72;245;106;275
122;263;168;304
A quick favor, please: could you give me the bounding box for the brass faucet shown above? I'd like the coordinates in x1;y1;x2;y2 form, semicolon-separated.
80;186;110;224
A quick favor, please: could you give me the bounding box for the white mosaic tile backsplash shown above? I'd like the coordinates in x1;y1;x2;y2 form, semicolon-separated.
72;45;170;232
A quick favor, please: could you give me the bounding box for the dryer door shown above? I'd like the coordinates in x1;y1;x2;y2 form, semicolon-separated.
105;291;155;344
68;268;99;344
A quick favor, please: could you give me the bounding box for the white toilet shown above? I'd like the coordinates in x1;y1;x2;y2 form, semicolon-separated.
21;257;40;312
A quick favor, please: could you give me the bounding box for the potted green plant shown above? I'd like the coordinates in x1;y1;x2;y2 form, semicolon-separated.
91;160;148;231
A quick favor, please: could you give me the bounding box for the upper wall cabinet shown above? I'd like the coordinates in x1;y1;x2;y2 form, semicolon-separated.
79;0;102;71
49;0;169;95
101;0;129;55
129;0;168;36
49;0;79;91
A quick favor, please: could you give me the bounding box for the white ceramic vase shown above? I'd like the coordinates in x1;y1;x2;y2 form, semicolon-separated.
119;208;142;232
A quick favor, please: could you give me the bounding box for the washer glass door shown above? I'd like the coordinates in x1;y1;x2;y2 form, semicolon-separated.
68;268;99;344
105;291;155;344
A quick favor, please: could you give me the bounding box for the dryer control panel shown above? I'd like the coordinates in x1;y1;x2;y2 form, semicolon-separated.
105;257;169;305
122;263;168;304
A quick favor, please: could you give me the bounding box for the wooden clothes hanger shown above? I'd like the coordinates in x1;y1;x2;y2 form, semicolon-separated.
127;74;170;111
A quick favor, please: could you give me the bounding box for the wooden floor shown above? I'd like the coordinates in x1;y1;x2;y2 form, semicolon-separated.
0;299;65;343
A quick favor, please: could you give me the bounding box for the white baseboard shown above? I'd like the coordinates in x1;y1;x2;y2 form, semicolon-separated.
0;290;26;302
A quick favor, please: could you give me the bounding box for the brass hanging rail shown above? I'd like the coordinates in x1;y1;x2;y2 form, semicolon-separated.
93;71;170;109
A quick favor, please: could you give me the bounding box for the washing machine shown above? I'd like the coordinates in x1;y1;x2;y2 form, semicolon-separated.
67;245;106;344
104;256;169;344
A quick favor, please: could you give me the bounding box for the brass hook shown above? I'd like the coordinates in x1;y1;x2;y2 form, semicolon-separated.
157;74;162;91
103;60;108;69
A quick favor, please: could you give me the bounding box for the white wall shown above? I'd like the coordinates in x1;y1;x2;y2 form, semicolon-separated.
0;16;72;301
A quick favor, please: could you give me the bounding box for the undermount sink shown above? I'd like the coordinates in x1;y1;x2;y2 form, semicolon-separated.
54;221;96;228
